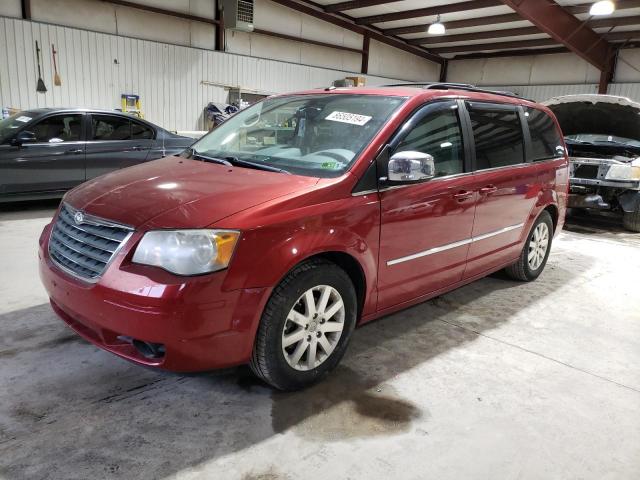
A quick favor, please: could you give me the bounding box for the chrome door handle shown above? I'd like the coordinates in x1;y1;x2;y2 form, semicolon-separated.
452;190;474;201
479;185;498;195
65;148;83;154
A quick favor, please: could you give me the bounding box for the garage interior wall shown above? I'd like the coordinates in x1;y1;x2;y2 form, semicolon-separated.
447;49;640;102
0;0;441;131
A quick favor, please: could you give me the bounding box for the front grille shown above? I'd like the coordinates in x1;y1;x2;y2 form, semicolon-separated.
573;164;599;179
48;204;132;281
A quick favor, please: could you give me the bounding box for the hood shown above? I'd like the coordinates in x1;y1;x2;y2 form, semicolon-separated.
543;94;640;140
64;156;319;228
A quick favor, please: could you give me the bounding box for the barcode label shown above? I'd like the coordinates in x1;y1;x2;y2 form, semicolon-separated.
325;111;372;126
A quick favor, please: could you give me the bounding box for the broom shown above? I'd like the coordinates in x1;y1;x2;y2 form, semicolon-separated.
35;41;47;93
52;44;61;86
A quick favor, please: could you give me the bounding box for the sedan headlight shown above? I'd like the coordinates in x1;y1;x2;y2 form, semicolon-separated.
132;229;240;275
605;158;640;181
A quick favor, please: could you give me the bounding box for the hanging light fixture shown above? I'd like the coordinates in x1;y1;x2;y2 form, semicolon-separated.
589;1;615;15
427;15;446;35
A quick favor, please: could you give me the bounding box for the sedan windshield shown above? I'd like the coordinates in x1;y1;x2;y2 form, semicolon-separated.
189;94;405;177
0;112;37;144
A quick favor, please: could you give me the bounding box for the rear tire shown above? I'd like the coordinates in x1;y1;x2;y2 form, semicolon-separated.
504;211;553;282
249;258;357;391
622;207;640;232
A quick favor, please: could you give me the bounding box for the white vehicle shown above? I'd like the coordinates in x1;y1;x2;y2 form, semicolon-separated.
544;94;640;232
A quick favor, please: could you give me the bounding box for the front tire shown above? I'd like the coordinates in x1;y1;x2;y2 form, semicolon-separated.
505;211;553;281
249;259;357;391
622;206;640;232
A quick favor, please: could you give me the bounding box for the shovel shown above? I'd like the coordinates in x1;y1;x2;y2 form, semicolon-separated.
35;40;47;93
52;43;61;86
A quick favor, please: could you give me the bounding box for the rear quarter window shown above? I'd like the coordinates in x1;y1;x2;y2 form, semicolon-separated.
525;107;565;161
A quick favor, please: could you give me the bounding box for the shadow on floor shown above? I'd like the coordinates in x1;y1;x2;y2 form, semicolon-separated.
0;252;592;479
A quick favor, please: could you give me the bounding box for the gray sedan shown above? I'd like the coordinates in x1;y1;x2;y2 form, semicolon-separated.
0;108;194;202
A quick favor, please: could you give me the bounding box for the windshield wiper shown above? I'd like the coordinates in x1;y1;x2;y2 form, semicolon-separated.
186;148;233;166
223;156;291;175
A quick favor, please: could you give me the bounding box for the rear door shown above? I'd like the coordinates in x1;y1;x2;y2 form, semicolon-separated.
0;113;85;195
462;101;539;278
377;100;478;309
85;114;153;180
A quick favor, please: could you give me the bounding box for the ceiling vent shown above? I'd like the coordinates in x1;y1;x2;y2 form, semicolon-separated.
222;0;254;32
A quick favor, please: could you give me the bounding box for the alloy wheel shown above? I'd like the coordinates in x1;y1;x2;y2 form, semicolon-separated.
528;222;549;271
281;285;345;371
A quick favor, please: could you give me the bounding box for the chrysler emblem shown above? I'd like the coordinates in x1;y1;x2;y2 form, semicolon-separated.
74;211;84;225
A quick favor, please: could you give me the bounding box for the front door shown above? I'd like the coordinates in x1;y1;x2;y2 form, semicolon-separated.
85;114;153;180
0;113;85;195
462;102;539;277
377;100;477;310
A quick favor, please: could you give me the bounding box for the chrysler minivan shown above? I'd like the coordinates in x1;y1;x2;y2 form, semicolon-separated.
39;84;568;390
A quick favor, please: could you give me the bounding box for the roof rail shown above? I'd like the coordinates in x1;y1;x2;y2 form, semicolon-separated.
381;82;529;101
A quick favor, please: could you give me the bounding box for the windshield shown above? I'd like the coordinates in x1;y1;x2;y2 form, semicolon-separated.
565;133;640;147
189;94;405;177
0;112;36;144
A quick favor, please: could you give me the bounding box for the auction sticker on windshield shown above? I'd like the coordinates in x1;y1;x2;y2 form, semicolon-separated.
325;111;372;126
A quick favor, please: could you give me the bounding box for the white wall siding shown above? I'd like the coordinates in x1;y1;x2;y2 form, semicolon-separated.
448;52;601;86
0;17;402;131
486;84;599;102
2;0;439;81
608;83;640;101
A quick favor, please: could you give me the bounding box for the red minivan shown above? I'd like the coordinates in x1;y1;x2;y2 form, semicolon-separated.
39;84;568;390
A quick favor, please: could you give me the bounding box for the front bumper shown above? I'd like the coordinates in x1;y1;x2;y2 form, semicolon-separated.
38;223;271;372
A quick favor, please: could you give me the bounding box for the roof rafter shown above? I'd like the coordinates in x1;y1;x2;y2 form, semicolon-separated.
354;0;501;25
410;15;640;46
382;0;640;38
499;0;610;70
269;0;443;63
325;0;404;13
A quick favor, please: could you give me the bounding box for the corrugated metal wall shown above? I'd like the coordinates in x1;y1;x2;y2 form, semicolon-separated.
0;17;401;131
485;84;599;101
608;83;640;100
482;83;640;102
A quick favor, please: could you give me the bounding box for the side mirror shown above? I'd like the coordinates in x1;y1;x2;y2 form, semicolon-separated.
387;151;435;183
11;131;37;146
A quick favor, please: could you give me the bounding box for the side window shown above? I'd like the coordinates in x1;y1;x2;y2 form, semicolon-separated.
525;107;565;161
468;105;524;170
394;106;464;177
91;115;131;141
31;114;82;143
131;120;154;140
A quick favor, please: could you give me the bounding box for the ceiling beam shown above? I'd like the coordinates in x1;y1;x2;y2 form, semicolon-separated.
431;38;559;54
325;0;404;13
409;16;640;46
269;0;443;63
252;29;365;53
383;1;640;38
565;0;640;14
384;13;523;36
433;31;640;55
453;46;569;59
410;26;541;45
354;0;501;25
100;0;219;24
499;0;610;71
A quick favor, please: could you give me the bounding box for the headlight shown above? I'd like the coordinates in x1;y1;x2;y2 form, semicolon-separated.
605;163;640;181
132;229;240;275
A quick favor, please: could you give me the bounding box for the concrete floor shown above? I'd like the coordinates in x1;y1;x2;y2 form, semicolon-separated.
1;201;639;480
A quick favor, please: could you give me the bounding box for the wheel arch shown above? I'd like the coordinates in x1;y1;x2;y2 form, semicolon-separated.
542;203;559;233
302;251;367;321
